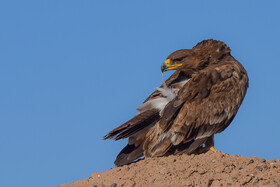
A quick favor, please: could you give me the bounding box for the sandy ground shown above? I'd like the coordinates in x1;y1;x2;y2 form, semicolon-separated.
58;151;280;187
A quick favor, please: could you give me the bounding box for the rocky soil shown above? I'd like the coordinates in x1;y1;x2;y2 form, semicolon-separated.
58;151;280;187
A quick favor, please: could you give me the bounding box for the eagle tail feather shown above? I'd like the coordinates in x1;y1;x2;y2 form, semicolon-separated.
114;143;144;166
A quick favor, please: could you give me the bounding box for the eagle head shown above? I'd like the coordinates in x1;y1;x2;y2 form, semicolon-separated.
161;39;231;72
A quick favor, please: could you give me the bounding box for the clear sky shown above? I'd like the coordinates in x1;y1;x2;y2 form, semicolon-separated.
1;1;280;187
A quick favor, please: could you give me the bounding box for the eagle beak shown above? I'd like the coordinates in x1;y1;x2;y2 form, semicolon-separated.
161;59;182;72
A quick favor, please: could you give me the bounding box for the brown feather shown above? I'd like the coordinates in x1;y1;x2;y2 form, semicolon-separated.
114;143;144;166
103;109;159;140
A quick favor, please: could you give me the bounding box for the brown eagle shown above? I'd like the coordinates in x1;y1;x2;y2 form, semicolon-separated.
104;39;248;166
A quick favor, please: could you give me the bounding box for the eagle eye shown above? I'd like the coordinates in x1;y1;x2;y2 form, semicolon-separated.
173;56;186;64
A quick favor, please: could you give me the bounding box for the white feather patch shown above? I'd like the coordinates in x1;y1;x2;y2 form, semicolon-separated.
137;74;189;115
137;85;176;113
137;97;170;112
155;86;176;101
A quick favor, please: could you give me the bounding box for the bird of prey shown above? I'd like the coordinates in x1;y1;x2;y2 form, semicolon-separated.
104;39;249;166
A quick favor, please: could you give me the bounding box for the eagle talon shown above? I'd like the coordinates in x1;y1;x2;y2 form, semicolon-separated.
209;146;228;156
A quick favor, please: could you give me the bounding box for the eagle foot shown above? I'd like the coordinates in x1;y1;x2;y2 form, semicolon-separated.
209;146;228;156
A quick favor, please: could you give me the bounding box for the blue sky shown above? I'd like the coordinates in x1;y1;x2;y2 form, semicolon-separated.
1;1;280;187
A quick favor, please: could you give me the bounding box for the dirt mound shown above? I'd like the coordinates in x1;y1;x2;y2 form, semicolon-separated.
58;152;280;186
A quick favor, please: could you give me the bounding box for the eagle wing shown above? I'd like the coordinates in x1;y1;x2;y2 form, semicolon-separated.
103;70;191;166
143;60;248;157
103;70;190;141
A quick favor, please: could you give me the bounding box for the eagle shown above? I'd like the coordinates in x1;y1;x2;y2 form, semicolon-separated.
104;39;249;166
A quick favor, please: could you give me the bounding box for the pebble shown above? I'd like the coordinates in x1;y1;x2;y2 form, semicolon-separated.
269;159;276;163
248;159;254;164
256;166;263;171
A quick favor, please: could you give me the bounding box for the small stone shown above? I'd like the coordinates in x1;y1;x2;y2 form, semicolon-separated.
259;158;266;163
269;159;276;163
256;166;263;171
207;179;214;186
111;183;117;187
150;179;155;183
240;175;253;185
211;180;221;186
199;169;206;175
248;159;254;164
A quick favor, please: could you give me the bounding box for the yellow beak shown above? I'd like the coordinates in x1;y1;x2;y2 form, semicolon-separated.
161;59;182;72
